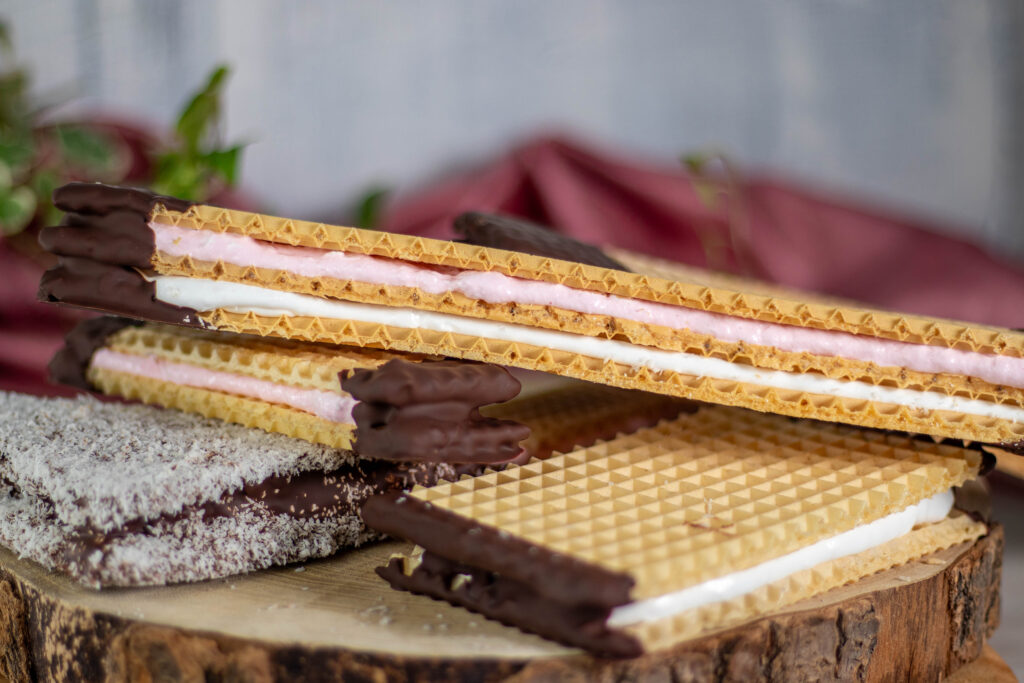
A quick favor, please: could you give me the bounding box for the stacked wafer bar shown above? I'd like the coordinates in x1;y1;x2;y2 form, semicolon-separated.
37;183;1024;449
364;407;988;656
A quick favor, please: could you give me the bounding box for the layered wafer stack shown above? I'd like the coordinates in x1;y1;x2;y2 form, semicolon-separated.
28;182;1009;669
365;407;988;656
37;183;1024;449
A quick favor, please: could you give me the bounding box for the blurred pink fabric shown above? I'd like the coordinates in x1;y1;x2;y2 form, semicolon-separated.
384;136;1024;325
4;135;1023;397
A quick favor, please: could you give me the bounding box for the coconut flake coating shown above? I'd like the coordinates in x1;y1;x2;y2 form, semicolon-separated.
0;391;359;532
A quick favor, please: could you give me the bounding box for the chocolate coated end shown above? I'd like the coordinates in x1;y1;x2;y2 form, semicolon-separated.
454;211;631;272
49;316;142;390
341;359;529;464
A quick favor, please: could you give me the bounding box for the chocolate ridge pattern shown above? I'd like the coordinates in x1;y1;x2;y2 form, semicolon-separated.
342;359;530;464
38;257;197;325
362;491;635;609
39;182;190;267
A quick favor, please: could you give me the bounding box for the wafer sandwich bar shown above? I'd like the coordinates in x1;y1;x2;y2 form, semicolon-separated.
52;317;694;462
51;317;528;463
38;182;1024;449
363;407;988;657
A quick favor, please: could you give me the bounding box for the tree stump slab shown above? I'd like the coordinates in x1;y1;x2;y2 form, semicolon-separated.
0;525;1004;682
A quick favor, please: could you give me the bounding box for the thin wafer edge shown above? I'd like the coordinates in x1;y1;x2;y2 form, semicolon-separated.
150;203;1024;356
106;322;418;393
88;367;357;450
629;514;986;650
200;309;1024;445
380;514;985;655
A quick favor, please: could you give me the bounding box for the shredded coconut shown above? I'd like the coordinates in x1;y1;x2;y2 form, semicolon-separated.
0;479;375;588
0;392;360;531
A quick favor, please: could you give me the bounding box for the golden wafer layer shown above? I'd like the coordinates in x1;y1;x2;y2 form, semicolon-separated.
94;326;685;456
483;384;695;460
150;203;1024;356
628;513;985;650
409;407;982;601
88;367;357;449
150;255;1024;409
106;323;421;393
200;309;1024;445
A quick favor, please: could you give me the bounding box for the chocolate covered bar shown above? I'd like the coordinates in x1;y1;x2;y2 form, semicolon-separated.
0;391;471;588
363;407;988;657
50;317;692;463
37;182;1024;449
50;316;527;463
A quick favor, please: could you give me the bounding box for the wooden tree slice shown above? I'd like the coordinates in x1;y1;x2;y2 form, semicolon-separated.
0;526;1004;682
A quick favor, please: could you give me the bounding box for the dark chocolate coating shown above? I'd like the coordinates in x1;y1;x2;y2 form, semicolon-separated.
362;491;635;609
341;359;530;464
378;552;644;658
453;212;631;272
38;257;198;325
48;316;142;390
39;182;191;267
997;440;1024;457
62;457;479;566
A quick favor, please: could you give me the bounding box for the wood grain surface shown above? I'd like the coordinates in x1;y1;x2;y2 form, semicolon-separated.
0;526;1004;682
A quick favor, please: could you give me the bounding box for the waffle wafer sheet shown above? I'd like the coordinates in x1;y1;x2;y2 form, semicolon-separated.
52;318;692;463
363;407;988;657
38;183;1024;449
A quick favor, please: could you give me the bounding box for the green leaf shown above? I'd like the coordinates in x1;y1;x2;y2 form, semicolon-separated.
354;186;390;230
152;152;205;200
175;65;229;152
0;130;33;171
0;185;37;235
0;69;30;129
201;144;243;186
55;125;116;171
0;20;12;60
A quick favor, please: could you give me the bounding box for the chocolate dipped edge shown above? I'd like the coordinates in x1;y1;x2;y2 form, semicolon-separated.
341;359;531;464
60;458;477;572
38;257;200;327
48;316;143;390
362;491;634;609
995;440;1024;458
453;211;631;272
378;552;643;658
39;183;192;268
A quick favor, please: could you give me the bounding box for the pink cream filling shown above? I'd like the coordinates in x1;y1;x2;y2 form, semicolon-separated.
151;222;1024;389
91;349;356;423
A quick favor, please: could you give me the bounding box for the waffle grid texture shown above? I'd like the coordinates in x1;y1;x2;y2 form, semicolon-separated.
198;309;1024;445
150;203;1024;356
88;367;357;450
106;323;419;393
409;407;982;602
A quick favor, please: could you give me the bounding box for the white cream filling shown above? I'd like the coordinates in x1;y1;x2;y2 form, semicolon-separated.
150;276;1024;424
607;489;955;626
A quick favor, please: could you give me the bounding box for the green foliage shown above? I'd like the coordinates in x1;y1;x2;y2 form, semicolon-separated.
152;65;245;201
0;19;244;236
354;185;390;230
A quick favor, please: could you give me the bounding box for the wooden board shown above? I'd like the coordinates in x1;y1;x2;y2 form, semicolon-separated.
0;526;1004;682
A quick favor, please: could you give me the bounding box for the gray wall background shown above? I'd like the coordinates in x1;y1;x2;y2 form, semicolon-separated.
7;0;1024;257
